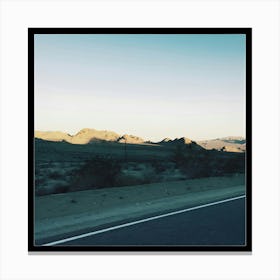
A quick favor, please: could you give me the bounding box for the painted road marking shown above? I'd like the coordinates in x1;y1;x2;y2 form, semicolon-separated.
42;195;246;246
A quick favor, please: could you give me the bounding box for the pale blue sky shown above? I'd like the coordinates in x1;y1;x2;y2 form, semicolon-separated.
35;34;246;141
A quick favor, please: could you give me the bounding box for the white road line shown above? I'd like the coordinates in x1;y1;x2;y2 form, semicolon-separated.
42;195;246;246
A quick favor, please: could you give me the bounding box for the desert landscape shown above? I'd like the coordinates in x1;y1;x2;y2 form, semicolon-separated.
34;128;246;242
35;128;246;196
32;33;247;246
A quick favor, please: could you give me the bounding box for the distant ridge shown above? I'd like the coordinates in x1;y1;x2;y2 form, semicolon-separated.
160;138;172;143
118;134;144;144
197;137;246;152
35;128;144;145
35;128;245;152
71;128;120;144
158;137;203;150
34;131;72;142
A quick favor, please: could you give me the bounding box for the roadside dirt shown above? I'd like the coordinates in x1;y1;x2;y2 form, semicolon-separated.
35;173;245;241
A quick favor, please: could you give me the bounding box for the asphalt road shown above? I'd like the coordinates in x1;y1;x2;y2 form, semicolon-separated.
45;196;246;246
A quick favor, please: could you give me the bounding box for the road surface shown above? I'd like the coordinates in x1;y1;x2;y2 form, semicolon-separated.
41;196;246;246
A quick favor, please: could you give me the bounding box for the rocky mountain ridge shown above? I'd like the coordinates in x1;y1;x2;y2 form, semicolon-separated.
35;128;145;145
35;128;246;152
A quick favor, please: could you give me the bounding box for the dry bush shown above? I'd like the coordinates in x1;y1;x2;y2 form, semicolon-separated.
68;156;122;191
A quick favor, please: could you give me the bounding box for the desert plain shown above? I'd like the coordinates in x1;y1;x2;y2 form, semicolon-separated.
34;128;246;242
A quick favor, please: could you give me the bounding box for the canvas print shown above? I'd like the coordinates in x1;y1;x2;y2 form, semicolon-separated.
30;28;251;251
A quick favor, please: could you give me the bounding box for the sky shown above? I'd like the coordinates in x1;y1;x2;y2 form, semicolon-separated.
34;33;246;142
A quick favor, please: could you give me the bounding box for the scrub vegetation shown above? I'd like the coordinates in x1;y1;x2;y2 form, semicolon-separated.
35;138;245;196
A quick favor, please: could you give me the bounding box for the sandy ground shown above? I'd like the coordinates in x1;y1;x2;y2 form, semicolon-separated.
34;173;245;241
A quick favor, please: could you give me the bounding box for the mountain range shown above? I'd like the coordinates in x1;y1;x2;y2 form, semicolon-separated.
35;128;246;152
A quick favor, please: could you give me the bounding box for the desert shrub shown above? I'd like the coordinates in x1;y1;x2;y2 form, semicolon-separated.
48;171;63;179
52;183;70;194
35;187;49;196
115;163;157;186
69;156;122;191
170;147;245;179
173;151;218;178
150;160;168;172
35;177;46;186
35;184;57;196
35;180;70;196
171;145;186;166
115;174;145;186
222;155;245;174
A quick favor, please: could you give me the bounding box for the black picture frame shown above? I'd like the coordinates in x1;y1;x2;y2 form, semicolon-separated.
28;27;252;252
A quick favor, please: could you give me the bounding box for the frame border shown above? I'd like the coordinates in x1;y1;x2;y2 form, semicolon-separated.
28;28;252;252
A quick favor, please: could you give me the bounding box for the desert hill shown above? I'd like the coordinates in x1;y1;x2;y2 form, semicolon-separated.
34;131;72;142
160;138;172;143
117;134;144;144
159;137;204;151
70;128;120;144
35;128;146;145
197;137;246;152
219;136;246;144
